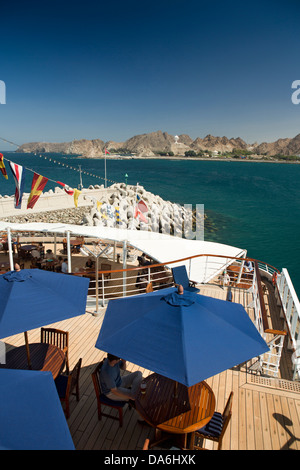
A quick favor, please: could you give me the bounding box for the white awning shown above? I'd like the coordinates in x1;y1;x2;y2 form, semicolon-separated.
0;222;246;283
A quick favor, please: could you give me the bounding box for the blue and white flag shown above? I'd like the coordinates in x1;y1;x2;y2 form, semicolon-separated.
9;161;26;209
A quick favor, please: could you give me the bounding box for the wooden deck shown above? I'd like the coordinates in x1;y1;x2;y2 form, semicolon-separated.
2;279;300;451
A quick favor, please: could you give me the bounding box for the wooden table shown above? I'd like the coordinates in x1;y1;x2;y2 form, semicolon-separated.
0;343;66;379
135;373;215;449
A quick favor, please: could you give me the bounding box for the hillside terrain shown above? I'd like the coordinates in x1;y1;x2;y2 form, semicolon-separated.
16;131;300;158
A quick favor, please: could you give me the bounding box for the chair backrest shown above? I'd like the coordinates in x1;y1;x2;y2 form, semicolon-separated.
220;391;234;437
65;358;82;396
40;328;69;352
91;360;104;399
172;265;189;288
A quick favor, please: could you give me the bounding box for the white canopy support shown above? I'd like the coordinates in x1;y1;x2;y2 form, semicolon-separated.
0;222;247;283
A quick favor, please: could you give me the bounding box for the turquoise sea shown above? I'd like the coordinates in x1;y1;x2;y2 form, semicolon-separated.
1;152;300;296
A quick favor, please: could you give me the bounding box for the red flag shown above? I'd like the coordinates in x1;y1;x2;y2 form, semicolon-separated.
136;194;148;212
27;172;48;209
134;207;148;223
57;181;74;195
105;149;110;155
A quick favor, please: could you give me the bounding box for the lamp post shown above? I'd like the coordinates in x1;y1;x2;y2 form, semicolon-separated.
125;173;128;187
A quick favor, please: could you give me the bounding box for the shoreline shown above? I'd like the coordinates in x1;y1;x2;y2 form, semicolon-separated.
81;155;300;164
8;150;300;164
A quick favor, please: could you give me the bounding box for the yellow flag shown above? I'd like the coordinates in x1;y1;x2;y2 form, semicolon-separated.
74;189;81;207
96;201;102;211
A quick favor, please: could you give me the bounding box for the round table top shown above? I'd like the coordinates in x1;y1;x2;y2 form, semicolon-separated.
135;373;215;434
1;343;66;379
20;245;38;251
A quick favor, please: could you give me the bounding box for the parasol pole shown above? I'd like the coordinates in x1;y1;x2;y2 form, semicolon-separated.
24;331;32;369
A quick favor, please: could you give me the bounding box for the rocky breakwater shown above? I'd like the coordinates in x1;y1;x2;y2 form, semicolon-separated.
82;183;204;239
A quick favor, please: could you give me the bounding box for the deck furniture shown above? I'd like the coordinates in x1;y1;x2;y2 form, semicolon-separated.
171;265;200;293
135;373;215;449
41;328;69;374
55;358;82;418
0;343;66;379
91;361;128;427
70;238;84;254
193;391;233;450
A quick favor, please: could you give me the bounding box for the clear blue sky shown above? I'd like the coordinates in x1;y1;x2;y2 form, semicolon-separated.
0;0;300;149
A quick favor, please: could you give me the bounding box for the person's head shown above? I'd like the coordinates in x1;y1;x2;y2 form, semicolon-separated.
63;258;67;262
177;284;184;295
14;263;21;272
46;249;52;253
107;353;120;365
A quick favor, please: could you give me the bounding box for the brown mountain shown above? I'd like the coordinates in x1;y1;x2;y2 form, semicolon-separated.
191;135;247;153
17;131;300;157
254;134;300;156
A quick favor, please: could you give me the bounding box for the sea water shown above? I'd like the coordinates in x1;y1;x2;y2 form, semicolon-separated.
1;152;300;295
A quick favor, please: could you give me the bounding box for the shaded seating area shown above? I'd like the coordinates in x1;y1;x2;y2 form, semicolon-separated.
193;391;233;450
172;265;200;293
91;361;128;427
55;358;82;418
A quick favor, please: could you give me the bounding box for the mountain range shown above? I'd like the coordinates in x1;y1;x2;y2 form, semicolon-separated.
16;130;300;158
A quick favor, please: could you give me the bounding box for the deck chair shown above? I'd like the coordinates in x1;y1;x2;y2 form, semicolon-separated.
40;327;69;374
193;392;234;450
172;265;200;293
55;358;82;418
91;361;128;427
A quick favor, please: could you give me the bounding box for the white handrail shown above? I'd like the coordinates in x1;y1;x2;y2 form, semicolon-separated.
275;268;300;380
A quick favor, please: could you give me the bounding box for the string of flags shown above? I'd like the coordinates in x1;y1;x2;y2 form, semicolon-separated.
0;148;118;211
37;152;118;185
0;137;150;225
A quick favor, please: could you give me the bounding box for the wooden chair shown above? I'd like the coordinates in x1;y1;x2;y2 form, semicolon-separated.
193;392;234;450
55;358;82;418
91;360;127;427
40;327;69;374
171;265;200;293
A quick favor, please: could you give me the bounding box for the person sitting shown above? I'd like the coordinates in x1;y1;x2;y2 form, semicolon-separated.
99;353;142;402
85;258;94;269
61;258;68;274
45;249;54;260
244;260;254;272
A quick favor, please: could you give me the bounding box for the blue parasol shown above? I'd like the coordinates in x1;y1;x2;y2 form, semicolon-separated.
0;269;89;366
0;369;75;450
95;287;269;387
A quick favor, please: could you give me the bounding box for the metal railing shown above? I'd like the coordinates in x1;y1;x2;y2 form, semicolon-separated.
275;268;300;380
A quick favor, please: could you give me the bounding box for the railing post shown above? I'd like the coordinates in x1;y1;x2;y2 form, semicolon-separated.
95;256;99;314
122;240;127;297
6;227;14;271
66;231;71;273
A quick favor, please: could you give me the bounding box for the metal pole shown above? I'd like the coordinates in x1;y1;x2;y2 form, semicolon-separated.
6;228;13;271
122;240;127;296
66;231;71;273
104;154;107;188
95;256;99;314
79;165;83;190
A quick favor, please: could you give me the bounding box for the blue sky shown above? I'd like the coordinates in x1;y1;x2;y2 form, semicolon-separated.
0;0;300;149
